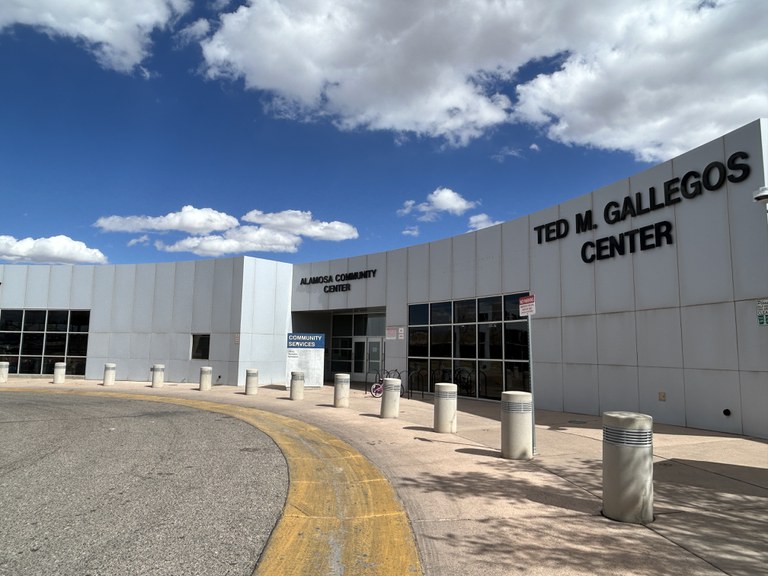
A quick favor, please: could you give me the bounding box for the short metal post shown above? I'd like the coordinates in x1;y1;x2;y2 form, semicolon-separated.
199;366;212;391
334;373;350;408
0;361;9;383
380;378;401;419
602;411;654;524
102;363;116;386
501;391;533;460
245;369;259;395
53;362;66;384
290;371;304;400
151;364;165;388
434;383;457;433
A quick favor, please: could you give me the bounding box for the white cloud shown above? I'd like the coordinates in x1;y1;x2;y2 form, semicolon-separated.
241;209;358;241
0;0;191;72
95;205;239;235
127;235;150;247
156;225;303;257
178;18;210;46
0;235;107;264
396;200;415;217
402;226;419;237
468;213;502;231
529;143;540;152
196;0;767;160
492;146;523;163
416;187;477;221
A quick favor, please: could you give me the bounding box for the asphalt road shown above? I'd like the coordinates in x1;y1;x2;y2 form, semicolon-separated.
0;392;288;576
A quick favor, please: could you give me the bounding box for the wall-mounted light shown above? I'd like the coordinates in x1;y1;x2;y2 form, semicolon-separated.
753;186;768;203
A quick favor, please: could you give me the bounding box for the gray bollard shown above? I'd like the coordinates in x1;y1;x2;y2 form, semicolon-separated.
0;361;9;383
151;364;165;388
602;411;654;524
245;369;259;395
434;383;458;433
53;362;66;384
334;373;350;408
290;371;304;400
379;378;401;419
501;391;533;460
102;363;116;386
199;366;212;391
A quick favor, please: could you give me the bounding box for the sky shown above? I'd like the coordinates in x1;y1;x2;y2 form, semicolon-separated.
1;0;766;266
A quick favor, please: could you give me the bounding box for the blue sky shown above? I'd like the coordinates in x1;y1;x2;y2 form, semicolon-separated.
1;0;766;265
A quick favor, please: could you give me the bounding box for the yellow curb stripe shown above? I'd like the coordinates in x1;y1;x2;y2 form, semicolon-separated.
0;388;423;575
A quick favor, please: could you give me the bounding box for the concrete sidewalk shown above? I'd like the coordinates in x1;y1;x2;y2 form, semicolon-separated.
3;377;767;576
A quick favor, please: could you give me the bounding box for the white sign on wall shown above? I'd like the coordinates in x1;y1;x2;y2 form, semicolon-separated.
519;295;536;317
285;333;325;389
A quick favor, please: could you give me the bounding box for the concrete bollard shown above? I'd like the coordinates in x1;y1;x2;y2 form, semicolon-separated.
501;391;533;460
380;378;401;419
151;364;165;388
434;383;458;433
245;369;259;395
334;373;350;408
102;363;116;386
290;371;304;401
53;362;66;384
199;366;212;391
0;361;9;383
602;411;654;524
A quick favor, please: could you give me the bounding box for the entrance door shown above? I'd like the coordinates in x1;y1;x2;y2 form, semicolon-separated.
352;337;383;382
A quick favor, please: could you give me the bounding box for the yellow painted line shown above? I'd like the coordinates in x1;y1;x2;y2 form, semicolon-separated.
0;387;423;575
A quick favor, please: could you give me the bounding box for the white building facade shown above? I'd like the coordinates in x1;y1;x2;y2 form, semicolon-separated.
1;120;766;438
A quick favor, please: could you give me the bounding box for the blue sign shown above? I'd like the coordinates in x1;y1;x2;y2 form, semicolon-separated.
287;333;325;348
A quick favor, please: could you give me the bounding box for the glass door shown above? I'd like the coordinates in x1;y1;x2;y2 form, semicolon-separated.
352;337;383;382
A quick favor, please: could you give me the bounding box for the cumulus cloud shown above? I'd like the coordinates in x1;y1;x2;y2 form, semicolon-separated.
402;226;419;237
415;187;478;222
241;209;358;241
468;214;502;231
0;235;107;264
492;146;523;163
0;0;191;72
95;205;239;235
177;18;210;46
195;0;767;160
95;205;358;257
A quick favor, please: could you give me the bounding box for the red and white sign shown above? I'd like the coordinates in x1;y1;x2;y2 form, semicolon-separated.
519;295;536;316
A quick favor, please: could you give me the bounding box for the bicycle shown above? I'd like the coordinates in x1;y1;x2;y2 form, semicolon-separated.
370;369;405;398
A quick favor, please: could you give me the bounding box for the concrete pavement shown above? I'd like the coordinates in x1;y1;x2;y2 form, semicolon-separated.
2;377;766;576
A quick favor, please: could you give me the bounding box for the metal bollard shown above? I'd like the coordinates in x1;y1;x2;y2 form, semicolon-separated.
53;362;66;384
379;378;401;419
501;391;533;460
334;373;350;408
199;366;212;391
602;411;654;524
434;383;458;433
102;363;116;386
0;361;9;383
245;369;259;395
290;371;304;400
151;364;165;388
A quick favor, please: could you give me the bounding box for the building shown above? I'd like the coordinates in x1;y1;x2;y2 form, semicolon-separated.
1;119;766;439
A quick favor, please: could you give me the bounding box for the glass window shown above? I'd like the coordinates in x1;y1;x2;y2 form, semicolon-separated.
45;333;67;355
454;324;476;358
478;361;503;400
42;357;64;374
332;314;353;336
454;299;476;323
408;304;428;325
67;357;86;376
67;334;89;357
407;358;429;393
353;314;368;336
504;293;528;320
191;334;210;360
366;314;385;336
454;360;476;397
478;297;502;322
0;355;19;374
430;325;452;357
478;323;503;359
0;333;21;354
47;310;69;332
430;302;452;325
429;359;453;391
505;321;530;360
408;326;428;357
21;333;44;356
19;356;42;374
505;362;531;392
0;310;23;331
69;311;90;333
24;310;46;332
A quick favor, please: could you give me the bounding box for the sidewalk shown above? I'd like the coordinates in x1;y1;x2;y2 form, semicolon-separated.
3;377;767;576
